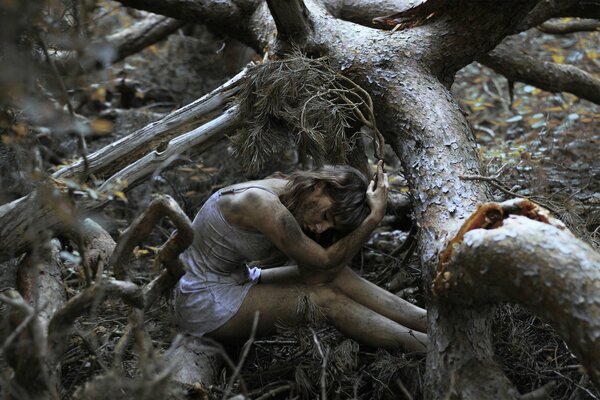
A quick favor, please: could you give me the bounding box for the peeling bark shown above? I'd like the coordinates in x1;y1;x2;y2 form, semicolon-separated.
434;200;600;390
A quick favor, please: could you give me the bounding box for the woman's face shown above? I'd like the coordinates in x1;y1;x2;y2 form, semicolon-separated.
294;183;337;237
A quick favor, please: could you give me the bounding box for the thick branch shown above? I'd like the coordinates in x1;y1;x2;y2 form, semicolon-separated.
361;0;540;82
266;0;313;45
538;18;600;34
55;14;185;75
517;0;600;31
111;195;193;282
53;67;246;182
434;202;600;390
320;0;418;27
115;0;268;50
16;240;67;333
478;40;600;105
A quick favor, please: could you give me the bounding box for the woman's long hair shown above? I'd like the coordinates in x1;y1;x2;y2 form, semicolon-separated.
279;165;370;237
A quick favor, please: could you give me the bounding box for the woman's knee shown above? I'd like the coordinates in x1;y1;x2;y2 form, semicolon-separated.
305;284;346;311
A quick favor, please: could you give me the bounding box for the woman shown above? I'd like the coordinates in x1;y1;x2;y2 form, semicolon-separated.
174;161;427;352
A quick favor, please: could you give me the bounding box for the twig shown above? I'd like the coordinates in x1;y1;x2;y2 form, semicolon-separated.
0;292;34;313
567;375;588;400
221;311;260;400
395;378;414;400
519;381;557;400
311;328;329;400
36;30;90;180
255;383;294;400
0;309;36;357
390;224;418;257
459;174;560;214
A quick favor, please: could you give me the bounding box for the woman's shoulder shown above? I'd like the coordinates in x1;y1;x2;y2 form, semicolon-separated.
220;179;286;212
222;178;287;198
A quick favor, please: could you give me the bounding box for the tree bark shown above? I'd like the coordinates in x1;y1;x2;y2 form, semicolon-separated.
517;0;600;31
478;40;600;105
433;200;600;390
4;0;600;397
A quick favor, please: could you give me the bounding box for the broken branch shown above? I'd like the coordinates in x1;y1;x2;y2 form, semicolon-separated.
434;199;600;391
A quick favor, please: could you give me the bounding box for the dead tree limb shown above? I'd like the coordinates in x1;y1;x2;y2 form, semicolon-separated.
54;13;185;75
434;199;600;391
16;240;67;333
98;105;240;192
111;195;193;282
538;18;600;34
478;40;600;105
7;240;67;398
0;68;245;264
68;218;116;276
517;0;600;31
53;67;246;182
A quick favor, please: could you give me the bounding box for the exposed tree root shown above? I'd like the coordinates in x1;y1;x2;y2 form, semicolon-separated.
434;198;600;391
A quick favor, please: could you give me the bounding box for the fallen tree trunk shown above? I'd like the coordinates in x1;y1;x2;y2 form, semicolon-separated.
433;199;600;390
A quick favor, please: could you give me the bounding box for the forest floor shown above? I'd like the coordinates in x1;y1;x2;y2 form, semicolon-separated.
10;2;600;399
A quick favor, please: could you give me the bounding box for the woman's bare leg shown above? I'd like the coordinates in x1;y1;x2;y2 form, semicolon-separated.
260;266;427;332
206;282;427;352
330;267;427;332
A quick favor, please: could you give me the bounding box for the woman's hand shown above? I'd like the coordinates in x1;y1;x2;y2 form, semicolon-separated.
366;160;389;221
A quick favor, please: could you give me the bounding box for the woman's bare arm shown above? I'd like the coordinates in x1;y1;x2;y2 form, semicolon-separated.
246;162;388;271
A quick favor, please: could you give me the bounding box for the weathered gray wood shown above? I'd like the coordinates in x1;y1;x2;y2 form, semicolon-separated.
52;67;246;182
169;337;222;393
98;105;240;193
0;69;244;264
